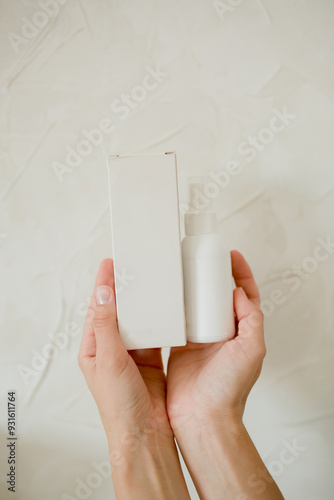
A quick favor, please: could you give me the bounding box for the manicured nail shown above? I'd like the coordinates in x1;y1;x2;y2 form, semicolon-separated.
95;285;112;305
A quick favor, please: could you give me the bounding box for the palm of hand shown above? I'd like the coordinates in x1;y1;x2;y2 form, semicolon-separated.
167;251;265;430
126;349;172;436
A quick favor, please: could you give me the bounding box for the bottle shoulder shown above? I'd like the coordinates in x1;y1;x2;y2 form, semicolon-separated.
182;234;230;259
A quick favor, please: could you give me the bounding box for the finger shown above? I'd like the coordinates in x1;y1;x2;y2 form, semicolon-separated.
95;258;115;292
233;287;261;322
231;250;260;306
233;287;265;351
128;348;163;369
90;258;116;332
79;259;116;370
94;285;124;359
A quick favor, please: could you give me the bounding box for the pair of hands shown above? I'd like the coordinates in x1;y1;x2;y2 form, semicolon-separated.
78;250;266;451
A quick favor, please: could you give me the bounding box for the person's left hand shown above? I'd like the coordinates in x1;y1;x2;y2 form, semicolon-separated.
78;259;172;449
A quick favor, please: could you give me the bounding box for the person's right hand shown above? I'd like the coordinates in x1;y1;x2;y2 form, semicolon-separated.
166;250;266;431
78;259;172;443
79;259;191;500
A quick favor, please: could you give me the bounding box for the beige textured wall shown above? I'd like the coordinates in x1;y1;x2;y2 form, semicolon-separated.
1;1;334;498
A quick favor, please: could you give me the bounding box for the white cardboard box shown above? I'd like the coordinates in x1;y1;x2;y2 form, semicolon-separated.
108;152;187;350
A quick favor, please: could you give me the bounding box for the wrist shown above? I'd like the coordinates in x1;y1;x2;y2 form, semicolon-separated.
175;414;245;453
108;429;176;473
107;425;190;500
169;405;244;441
104;408;174;451
108;422;175;459
172;414;283;500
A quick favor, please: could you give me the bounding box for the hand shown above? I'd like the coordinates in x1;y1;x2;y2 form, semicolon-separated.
78;259;172;443
78;259;191;500
167;250;266;431
166;251;283;499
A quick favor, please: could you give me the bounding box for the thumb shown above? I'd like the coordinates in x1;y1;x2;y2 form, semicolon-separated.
93;285;124;357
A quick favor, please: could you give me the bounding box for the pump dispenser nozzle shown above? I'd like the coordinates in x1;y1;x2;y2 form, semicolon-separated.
184;176;218;236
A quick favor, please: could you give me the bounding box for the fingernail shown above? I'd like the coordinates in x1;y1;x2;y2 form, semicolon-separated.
95;285;112;305
239;287;247;298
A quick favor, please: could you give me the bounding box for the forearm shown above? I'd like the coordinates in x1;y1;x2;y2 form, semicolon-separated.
108;427;190;500
174;417;284;500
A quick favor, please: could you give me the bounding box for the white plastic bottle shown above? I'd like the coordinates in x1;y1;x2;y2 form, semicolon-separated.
182;178;235;343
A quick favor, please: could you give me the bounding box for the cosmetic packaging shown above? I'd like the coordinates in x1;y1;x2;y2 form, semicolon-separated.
108;153;187;350
182;178;235;343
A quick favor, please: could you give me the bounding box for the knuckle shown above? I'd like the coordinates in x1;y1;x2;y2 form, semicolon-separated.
253;308;264;324
98;348;126;372
93;314;110;331
246;310;264;330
